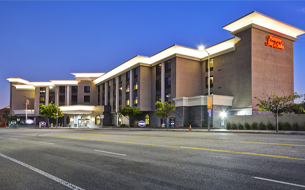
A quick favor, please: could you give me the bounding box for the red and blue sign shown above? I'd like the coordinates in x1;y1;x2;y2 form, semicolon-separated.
39;121;47;126
138;120;146;127
25;119;34;125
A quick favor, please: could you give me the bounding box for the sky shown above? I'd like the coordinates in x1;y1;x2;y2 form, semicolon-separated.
0;1;305;109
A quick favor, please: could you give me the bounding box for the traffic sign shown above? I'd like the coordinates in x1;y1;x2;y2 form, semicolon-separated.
25;119;34;125
17;118;20;122
207;96;213;109
138;120;146;127
39;121;47;126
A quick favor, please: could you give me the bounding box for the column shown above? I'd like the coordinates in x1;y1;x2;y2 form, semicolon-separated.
161;62;165;103
105;81;108;105
66;86;70;105
129;69;133;107
55;87;59;106
45;87;49;105
116;77;119;112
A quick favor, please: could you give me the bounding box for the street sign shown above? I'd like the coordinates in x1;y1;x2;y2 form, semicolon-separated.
208;109;212;117
138;120;146;127
17;118;20;122
207;96;213;109
25;119;34;125
39;121;47;126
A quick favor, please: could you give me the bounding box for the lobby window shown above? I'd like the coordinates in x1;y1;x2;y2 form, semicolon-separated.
72;95;77;105
165;93;171;101
134;67;138;77
165;60;171;72
126;71;130;80
84;95;90;102
166;77;171;87
72;86;78;93
134;82;138;90
126;84;130;92
156;64;161;76
206;76;214;88
95;116;101;125
206;59;214;72
84;86;90;93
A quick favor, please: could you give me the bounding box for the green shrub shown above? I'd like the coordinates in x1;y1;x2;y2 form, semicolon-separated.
120;124;126;127
278;122;283;130
204;124;208;128
282;122;290;130
258;122;266;130
266;122;274;130
226;122;231;129
244;122;250;130
302;122;305;131
250;122;258;130
291;122;298;131
237;123;244;130
231;123;237;130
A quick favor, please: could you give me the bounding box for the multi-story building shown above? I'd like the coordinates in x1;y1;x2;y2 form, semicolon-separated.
7;11;305;128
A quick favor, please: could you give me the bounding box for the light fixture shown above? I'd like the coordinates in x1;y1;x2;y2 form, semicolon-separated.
198;45;205;51
220;112;227;118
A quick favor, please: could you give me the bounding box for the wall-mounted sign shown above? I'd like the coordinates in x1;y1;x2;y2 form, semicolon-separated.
39;121;46;126
138;120;146;127
265;35;284;50
207;96;213;109
25;119;34;125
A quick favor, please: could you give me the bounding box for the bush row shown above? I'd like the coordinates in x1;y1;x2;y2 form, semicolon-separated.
226;121;305;131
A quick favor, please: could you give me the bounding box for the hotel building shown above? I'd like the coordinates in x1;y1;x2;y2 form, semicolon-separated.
7;11;305;128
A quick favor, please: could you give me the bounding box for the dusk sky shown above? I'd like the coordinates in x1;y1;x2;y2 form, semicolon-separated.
1;1;305;109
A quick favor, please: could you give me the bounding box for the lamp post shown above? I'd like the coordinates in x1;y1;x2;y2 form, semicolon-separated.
56;87;58;127
204;49;211;131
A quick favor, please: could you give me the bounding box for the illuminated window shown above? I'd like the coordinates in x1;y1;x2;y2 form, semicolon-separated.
145;114;149;125
206;59;214;72
40;97;45;101
126;85;130;92
206;76;213;88
134;82;138;90
40;87;46;93
134;96;138;105
119;87;123;91
126;99;130;106
95;116;101;125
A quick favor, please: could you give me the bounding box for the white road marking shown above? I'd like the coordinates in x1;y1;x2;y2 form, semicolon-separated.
0;153;85;190
254;177;305;188
94;150;126;156
41;142;55;145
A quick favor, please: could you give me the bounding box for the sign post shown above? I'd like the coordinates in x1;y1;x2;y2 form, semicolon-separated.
207;96;213;131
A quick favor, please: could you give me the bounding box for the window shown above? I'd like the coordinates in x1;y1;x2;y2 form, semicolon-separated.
165;93;171;101
165;60;171;71
134;82;138;90
59;95;65;102
40;97;45;102
119;75;122;83
108;81;111;87
72;86;78;93
206;76;214;88
72;95;77;105
126;71;130;80
156;95;161;102
84;96;90;102
145;114;149;125
156;79;161;91
40;87;46;93
206;59;214;72
126;84;130;92
134;96;138;105
134;67;138;77
156;64;161;76
59;86;65;93
95;116;101;125
84;86;90;93
126;99;130;106
113;78;116;85
166;77;171;87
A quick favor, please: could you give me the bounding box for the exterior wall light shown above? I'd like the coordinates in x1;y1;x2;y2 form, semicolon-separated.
220;112;227;118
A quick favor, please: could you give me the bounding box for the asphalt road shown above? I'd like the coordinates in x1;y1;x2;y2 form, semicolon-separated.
1;128;305;190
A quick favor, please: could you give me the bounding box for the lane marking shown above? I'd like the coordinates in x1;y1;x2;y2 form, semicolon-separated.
8;138;18;140
0;153;85;190
254;177;305;188
94;150;126;156
73;133;305;147
41;142;55;145
40;135;305;161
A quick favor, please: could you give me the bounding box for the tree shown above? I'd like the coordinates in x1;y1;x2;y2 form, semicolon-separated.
255;92;304;132
118;105;142;129
39;101;64;127
2;110;9;126
154;100;176;130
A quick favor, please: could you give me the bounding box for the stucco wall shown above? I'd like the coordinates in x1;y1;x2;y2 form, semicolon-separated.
139;66;152;111
11;86;35;111
77;81;97;105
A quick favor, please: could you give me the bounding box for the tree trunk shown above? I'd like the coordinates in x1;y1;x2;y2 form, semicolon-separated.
276;110;279;132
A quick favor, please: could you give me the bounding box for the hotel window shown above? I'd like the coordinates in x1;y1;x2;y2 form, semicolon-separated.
156;64;161;76
40;87;46;93
72;95;77;105
156;95;161;102
165;60;171;72
72;86;78;93
59;95;65;106
134;67;138;77
134;96;138;105
126;99;130;106
206;59;214;72
206;76;214;88
165;93;171;101
40;97;45;102
40;87;46;104
95;116;101;125
84;86;90;93
126;84;130;92
98;85;100;105
113;78;116;85
166;77;171;87
84;95;90;102
49;87;55;104
126;71;130;80
108;81;111;87
59;86;65;93
134;82;138;90
156;79;161;91
119;75;122;83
